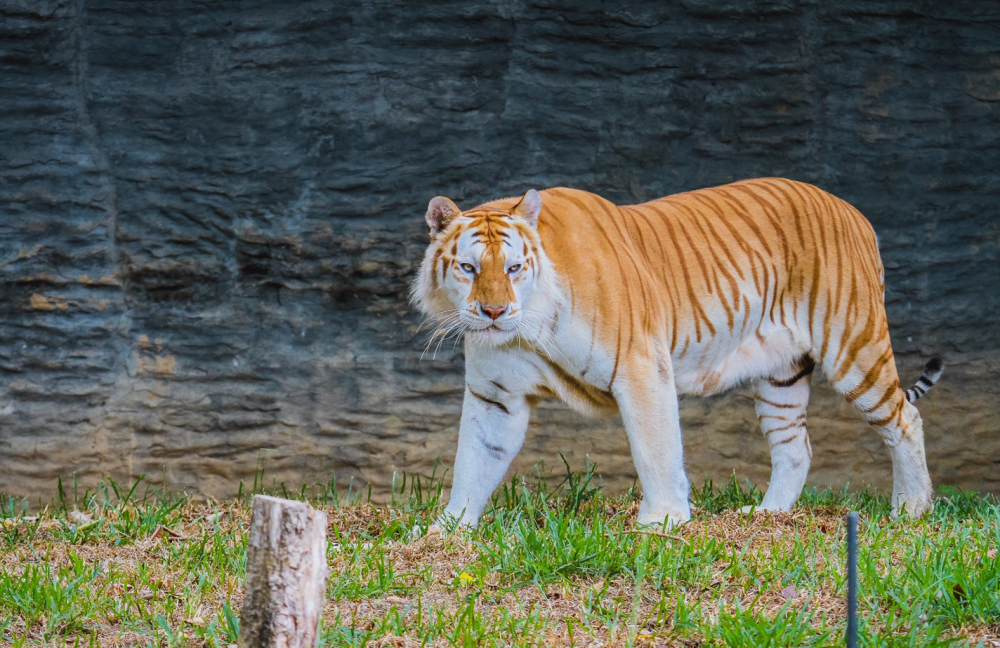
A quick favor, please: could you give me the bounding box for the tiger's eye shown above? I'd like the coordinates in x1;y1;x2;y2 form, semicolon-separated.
507;264;522;274
460;263;476;274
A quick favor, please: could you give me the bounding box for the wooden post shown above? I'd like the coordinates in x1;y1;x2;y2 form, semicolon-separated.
238;495;329;648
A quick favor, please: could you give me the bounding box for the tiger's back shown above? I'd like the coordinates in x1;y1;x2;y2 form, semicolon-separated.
535;178;890;403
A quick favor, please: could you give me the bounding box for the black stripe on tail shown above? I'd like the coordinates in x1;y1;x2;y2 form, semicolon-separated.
904;357;944;403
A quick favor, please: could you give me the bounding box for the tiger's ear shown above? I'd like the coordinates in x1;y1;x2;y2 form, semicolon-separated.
426;196;461;237
513;189;542;228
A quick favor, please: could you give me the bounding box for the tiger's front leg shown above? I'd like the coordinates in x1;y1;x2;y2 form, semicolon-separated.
614;356;692;529
434;382;529;530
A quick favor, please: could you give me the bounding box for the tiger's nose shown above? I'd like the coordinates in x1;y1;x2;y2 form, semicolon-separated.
481;305;507;320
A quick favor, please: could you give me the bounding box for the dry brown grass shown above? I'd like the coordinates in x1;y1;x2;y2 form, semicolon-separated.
0;477;997;646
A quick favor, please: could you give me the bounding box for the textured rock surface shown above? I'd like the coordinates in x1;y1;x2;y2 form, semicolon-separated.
1;0;998;502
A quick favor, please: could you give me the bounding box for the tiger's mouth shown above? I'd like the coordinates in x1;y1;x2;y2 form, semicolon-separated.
467;311;520;333
471;323;517;344
476;323;508;334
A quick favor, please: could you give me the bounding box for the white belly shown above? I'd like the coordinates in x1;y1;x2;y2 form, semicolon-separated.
673;325;809;395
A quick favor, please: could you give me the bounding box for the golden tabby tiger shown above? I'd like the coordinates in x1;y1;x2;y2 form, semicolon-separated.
411;178;942;530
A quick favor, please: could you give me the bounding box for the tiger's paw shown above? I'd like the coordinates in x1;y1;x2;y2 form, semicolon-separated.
408;513;474;541
636;511;689;531
407;523;442;542
636;496;691;531
738;504;790;515
891;492;933;520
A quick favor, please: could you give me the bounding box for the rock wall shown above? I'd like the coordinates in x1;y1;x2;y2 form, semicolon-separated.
1;0;998;503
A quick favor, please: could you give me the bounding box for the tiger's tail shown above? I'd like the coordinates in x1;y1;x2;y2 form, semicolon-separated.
904;357;945;403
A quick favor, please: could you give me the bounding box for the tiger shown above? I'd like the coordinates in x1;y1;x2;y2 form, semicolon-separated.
411;178;943;530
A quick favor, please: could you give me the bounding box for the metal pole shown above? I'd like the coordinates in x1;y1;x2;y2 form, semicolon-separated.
846;511;858;648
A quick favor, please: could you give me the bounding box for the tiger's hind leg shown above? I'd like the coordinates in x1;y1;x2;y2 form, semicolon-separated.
829;345;933;518
743;356;814;513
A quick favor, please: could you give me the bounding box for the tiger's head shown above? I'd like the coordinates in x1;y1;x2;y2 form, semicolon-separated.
411;189;558;348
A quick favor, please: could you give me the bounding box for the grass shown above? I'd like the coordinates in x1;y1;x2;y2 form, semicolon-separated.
0;465;998;647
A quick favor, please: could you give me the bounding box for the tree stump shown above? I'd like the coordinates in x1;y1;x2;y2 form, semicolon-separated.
238;495;329;648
